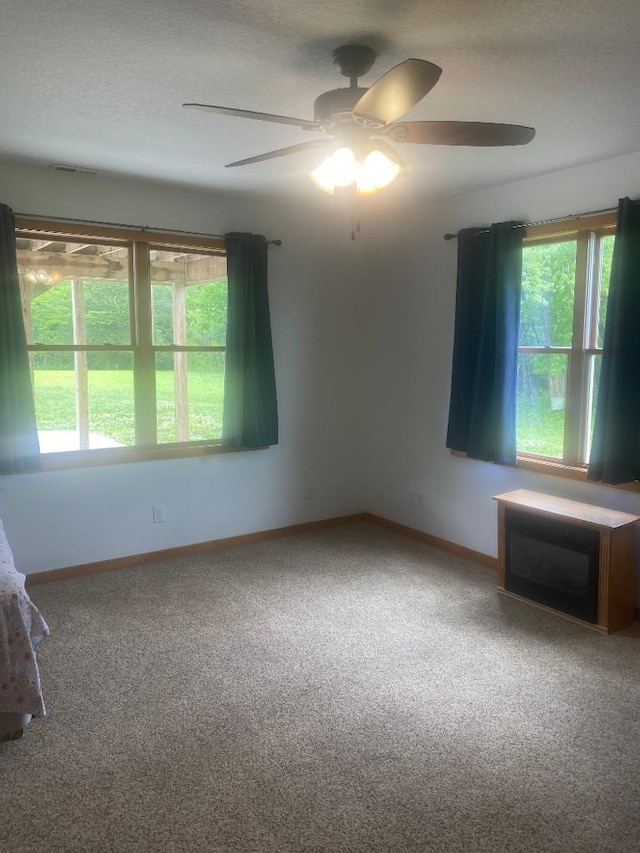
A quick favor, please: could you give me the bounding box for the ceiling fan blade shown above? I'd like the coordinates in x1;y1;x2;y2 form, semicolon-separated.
226;139;332;168
352;59;442;125
183;103;322;131
386;121;536;146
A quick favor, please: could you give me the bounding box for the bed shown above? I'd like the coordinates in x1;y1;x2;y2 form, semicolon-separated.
0;519;49;741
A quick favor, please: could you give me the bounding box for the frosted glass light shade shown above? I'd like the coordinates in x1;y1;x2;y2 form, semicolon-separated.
310;145;403;195
356;150;401;195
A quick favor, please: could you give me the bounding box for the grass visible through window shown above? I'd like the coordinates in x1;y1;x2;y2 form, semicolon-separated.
34;370;224;447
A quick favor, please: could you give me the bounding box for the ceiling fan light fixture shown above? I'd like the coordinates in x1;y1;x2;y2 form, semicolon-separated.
310;147;355;194
356;148;403;195
309;144;404;196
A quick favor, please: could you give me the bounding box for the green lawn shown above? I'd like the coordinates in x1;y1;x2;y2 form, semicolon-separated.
516;391;565;458
35;369;572;459
34;369;224;445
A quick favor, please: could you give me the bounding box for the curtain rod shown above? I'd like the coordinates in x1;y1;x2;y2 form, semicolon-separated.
443;205;616;240
14;212;282;246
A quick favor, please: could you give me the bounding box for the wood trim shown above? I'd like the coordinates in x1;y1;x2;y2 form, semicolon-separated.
516;455;589;481
25;514;367;586
493;489;640;528
563;230;592;466
25;441;261;473
363;513;497;569
518;455;640;490
496;503;507;587
518;346;571;355
597;528;611;628
25;512;497;587
452;447;640;490
15;218;225;252
607;524;636;632
497;588;609;634
451;449;591;483
524;213;616;242
23;510;639;624
132;241;156;446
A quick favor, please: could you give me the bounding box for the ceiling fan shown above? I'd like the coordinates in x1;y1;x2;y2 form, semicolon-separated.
184;45;535;195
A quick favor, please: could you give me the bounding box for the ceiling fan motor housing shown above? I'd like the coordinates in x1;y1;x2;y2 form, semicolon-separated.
332;45;376;79
314;87;369;123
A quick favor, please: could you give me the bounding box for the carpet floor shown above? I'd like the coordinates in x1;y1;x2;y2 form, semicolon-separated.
2;521;640;852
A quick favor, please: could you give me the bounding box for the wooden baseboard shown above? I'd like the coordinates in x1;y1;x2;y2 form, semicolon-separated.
23;512;639;623
363;513;497;569
365;515;640;623
25;513;367;586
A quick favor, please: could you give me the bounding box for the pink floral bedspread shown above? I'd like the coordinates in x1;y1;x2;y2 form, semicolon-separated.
0;520;49;716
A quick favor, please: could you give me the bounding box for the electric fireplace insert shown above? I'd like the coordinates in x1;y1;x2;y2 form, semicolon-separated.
504;507;599;622
494;489;639;633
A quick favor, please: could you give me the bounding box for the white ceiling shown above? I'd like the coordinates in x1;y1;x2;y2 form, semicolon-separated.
2;0;640;199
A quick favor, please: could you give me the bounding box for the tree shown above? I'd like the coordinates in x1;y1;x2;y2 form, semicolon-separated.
518;240;576;406
29;276;228;372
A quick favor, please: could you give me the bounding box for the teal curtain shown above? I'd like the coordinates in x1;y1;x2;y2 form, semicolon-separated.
0;203;40;473
222;233;278;448
446;221;523;465
587;198;640;484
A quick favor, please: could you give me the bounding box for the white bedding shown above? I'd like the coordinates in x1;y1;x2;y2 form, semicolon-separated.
0;520;49;717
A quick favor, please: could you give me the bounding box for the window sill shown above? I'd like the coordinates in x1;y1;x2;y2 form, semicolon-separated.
516;454;588;481
19;441;265;474
450;449;640;492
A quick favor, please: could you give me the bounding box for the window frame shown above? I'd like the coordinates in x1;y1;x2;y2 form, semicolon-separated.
15;217;234;471
517;212;616;480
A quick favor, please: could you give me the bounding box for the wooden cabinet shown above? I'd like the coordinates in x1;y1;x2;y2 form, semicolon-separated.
494;489;639;633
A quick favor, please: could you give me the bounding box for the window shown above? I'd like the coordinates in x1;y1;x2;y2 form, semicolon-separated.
516;214;615;471
15;219;227;465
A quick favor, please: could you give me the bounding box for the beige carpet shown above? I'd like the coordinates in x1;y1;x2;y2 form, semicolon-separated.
2;522;640;852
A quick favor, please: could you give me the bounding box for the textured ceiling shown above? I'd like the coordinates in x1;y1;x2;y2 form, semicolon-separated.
2;0;640;199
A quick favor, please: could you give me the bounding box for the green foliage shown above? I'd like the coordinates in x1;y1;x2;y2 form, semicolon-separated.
517;235;614;458
83;281;131;342
517;241;576;442
152;279;227;370
520;241;576;347
30;277;228;371
185;280;228;346
30;283;73;367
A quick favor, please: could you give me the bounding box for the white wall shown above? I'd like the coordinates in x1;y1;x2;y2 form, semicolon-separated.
365;150;640;598
4;150;640;587
0;164;371;573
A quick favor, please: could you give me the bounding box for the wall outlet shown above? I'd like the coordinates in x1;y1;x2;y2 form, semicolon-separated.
152;505;164;524
409;491;424;508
